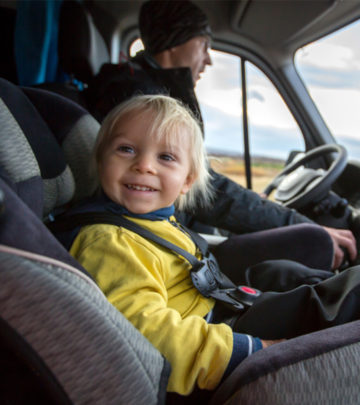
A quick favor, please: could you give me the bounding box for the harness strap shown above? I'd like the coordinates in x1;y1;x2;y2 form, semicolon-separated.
50;212;203;266
49;212;260;311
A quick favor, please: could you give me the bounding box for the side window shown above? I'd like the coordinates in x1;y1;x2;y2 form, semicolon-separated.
195;50;243;183
295;19;360;160
129;38;144;57
245;61;304;192
196;50;304;194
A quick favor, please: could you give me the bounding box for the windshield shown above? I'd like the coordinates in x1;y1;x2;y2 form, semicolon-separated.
295;19;360;160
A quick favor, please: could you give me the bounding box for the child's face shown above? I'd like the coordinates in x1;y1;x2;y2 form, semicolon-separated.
98;110;195;214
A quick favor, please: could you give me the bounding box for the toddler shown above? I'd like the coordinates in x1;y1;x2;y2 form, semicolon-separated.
67;95;278;394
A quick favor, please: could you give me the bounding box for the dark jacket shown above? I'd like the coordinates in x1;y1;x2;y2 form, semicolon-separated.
84;52;313;234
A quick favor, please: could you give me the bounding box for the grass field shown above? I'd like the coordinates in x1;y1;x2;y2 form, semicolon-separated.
209;154;285;197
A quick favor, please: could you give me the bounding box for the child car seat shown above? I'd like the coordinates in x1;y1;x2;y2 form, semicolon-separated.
1;77;360;404
0;77;169;405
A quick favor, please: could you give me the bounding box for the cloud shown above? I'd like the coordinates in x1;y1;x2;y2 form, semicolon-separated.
296;42;360;70
201;102;304;160
248;90;264;102
296;20;360;71
308;87;360;138
197;53;298;130
295;20;360;91
247;85;298;130
201;104;243;153
297;65;360;89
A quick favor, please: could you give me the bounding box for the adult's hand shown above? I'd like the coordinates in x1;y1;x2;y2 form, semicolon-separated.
323;226;357;270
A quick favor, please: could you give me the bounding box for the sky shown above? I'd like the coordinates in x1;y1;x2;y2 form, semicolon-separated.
195;19;360;161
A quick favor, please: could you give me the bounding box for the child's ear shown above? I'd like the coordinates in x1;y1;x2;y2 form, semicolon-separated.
180;173;196;195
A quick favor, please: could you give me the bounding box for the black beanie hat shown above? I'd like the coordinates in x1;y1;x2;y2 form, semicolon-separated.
139;0;212;54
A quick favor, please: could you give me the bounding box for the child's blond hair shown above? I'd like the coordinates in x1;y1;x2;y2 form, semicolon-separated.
93;94;212;211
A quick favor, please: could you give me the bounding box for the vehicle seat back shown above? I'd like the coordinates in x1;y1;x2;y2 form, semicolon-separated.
37;0;111;108
0;77;98;219
12;0;110;107
0;6;17;84
58;0;110;85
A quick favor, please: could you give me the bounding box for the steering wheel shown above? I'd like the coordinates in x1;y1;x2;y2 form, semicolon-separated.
262;144;347;210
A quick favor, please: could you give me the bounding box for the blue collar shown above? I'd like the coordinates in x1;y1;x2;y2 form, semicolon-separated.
107;199;175;220
72;191;175;221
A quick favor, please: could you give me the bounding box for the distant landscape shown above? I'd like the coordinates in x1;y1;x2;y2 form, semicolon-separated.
208;153;285;195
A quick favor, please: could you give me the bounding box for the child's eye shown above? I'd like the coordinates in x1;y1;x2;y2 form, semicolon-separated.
117;145;134;154
159;153;175;162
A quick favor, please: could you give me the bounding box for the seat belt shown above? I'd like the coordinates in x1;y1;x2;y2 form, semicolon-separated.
49;211;261;312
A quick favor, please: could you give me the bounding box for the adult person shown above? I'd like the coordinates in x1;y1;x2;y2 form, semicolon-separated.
84;0;357;278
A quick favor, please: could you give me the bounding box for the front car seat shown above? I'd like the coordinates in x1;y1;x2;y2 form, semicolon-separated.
58;0;110;86
29;0;111;108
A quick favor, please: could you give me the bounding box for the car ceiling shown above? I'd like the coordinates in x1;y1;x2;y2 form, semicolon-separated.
92;0;360;57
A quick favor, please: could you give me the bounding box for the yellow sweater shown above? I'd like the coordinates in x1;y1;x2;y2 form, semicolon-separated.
70;216;233;394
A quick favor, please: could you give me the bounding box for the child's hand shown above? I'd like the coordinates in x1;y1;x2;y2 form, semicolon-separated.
261;339;286;348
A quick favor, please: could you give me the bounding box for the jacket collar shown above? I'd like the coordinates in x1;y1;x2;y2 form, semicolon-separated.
70;191;175;221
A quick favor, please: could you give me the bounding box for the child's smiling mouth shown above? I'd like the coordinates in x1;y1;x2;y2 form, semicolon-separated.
125;184;157;192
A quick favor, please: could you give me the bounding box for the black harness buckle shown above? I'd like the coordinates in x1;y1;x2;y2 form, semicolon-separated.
191;256;221;297
191;254;261;312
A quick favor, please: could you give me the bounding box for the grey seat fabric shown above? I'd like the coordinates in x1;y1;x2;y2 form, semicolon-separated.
22;86;99;212
210;321;360;405
0;244;169;405
0;77;98;218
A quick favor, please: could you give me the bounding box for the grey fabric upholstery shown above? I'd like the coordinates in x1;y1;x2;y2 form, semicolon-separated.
0;79;99;217
22;86;99;205
0;245;169;405
225;344;360;404
61;114;99;202
210;320;360;404
0;98;39;183
0;176;84;271
0;95;43;216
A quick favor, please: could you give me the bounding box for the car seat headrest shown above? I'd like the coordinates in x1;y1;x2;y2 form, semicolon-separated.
58;1;110;84
22;86;100;205
0;78;99;219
